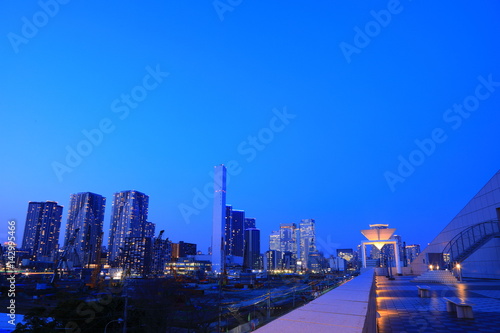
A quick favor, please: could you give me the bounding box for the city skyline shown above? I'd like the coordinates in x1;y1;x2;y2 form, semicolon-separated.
2;2;500;258
13;183;338;257
8;166;500;259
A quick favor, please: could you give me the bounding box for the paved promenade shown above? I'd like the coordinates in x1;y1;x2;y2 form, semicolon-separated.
255;270;376;332
376;275;500;333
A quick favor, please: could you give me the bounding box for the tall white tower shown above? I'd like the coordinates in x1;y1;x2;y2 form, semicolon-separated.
211;164;227;274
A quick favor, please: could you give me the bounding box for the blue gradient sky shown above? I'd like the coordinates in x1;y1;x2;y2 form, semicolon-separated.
1;1;500;256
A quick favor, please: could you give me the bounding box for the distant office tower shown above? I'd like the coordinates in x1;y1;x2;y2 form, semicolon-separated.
269;231;280;251
298;219;316;268
225;206;245;257
279;223;297;255
64;192;106;267
211;165;227;274
122;237;152;277
244;228;261;270
308;248;321;271
282;251;296;271
266;250;282;271
405;244;421;266
245;218;256;229
337;248;354;260
108;190;149;266
171;241;197;260
337;248;354;270
22;201;63;261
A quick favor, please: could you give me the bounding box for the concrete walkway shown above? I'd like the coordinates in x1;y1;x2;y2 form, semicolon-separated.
376;275;500;333
255;270;376;332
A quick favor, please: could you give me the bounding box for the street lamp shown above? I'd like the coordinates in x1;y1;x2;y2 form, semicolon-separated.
104;318;123;333
456;263;462;282
429;265;433;271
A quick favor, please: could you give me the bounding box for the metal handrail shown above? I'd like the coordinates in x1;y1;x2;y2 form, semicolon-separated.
442;220;500;265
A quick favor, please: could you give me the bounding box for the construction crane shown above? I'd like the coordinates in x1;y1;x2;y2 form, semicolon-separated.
88;232;103;289
155;230;165;246
51;228;80;285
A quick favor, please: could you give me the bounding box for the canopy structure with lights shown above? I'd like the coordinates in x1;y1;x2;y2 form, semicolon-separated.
360;224;402;274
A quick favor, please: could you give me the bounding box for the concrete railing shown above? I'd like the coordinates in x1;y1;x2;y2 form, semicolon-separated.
255;269;377;333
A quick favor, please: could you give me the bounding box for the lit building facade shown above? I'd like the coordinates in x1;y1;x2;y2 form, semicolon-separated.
279;223;297;255
405;244;421;266
151;237;171;276
122;236;152;277
298;219;316;268
337;248;354;270
64;192;106;267
108;190;149;266
225;206;245;257
266;250;283;271
144;221;156;238
269;231;280;251
211;165;227;274
282;251;296;271
173;241;197;259
22;201;63;261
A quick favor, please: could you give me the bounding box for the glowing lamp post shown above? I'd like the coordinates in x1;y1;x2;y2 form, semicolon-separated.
456;263;462;282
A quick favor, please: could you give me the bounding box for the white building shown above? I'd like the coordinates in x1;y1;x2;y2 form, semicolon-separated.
211;165;227;274
411;170;500;279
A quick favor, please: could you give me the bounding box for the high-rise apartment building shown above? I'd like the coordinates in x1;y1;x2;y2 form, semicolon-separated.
64;192;106;267
108;190;149;266
122;237;152;277
22;201;63;261
151;237;171;276
244;228;261;270
144;221;156;238
211;165;227;274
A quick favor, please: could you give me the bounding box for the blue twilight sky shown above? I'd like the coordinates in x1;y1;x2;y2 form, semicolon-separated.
1;1;500;256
